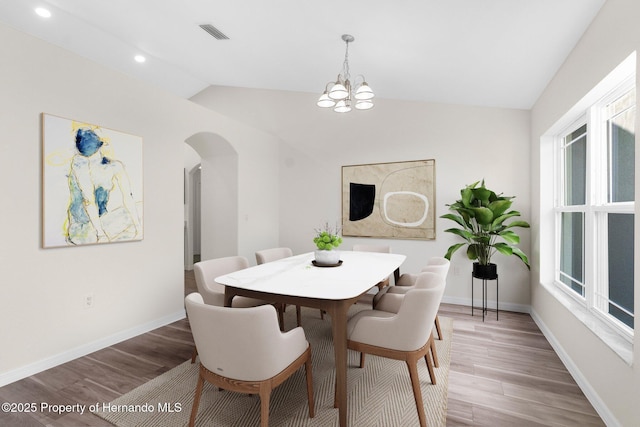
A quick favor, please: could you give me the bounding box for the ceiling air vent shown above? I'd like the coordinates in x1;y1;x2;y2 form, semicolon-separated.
199;24;229;40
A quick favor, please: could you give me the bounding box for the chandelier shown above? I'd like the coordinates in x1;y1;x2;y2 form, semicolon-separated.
317;34;375;113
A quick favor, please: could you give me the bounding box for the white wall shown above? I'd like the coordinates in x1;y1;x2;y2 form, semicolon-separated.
191;86;532;311
0;23;280;385
531;0;639;425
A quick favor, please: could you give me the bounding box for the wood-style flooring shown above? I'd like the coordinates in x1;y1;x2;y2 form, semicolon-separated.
0;271;603;426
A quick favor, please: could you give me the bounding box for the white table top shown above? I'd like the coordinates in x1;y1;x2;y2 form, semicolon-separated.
216;251;406;300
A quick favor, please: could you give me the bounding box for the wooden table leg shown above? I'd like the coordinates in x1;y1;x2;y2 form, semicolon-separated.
223;288;235;307
330;299;351;427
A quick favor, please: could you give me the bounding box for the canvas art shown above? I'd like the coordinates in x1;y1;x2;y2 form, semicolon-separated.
42;114;143;248
342;159;435;240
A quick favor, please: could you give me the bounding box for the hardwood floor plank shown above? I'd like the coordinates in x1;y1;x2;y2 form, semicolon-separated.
502;382;600;417
0;410;43;427
470;405;550;427
56;378;120;407
472;364;586;397
47;411;114;427
449;371;504;395
449;381;603;426
445;398;475;426
83;348;166;383
66;358;145;395
466;352;578;385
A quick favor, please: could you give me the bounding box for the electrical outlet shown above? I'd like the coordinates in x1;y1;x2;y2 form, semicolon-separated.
84;293;94;309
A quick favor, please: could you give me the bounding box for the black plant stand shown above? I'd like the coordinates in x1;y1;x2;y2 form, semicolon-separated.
471;272;499;321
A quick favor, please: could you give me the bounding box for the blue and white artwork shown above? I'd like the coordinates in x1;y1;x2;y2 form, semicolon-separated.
42;114;143;248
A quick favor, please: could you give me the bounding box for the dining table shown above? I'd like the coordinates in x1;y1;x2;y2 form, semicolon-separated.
217;250;406;427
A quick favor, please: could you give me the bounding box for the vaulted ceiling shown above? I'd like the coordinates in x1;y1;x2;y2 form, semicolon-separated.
1;0;605;109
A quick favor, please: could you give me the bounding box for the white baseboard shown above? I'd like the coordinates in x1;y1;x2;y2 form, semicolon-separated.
441;295;530;314
530;309;619;427
0;310;186;388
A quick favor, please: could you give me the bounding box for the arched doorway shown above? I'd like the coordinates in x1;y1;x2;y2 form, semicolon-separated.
184;133;238;270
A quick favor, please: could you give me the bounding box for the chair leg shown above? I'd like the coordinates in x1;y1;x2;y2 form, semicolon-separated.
320;309;325;320
296;305;302;327
259;384;271;427
359;352;365;368
407;360;427;427
434;315;442;340
304;353;315;418
430;332;439;368
188;371;205;427
190;347;198;364
423;341;436;385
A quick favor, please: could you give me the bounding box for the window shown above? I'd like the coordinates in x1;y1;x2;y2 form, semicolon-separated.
554;80;636;337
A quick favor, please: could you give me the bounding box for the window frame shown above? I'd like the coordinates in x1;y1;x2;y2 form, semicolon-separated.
552;78;636;342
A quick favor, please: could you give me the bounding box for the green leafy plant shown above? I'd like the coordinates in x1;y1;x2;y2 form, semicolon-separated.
441;180;530;269
313;223;343;250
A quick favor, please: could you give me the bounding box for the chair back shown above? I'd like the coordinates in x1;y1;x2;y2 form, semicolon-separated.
185;292;308;381
353;244;391;253
393;277;446;350
255;247;293;264
412;271;445;289
421;257;450;279
193;256;249;306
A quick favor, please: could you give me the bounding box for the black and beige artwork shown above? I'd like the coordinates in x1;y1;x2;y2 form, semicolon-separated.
342;159;435;240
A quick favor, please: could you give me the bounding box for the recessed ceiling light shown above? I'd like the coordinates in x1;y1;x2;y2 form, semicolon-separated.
35;7;51;18
134;55;146;63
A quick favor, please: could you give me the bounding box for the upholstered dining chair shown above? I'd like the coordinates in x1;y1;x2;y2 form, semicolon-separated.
373;271;445;367
185;292;315;427
194;255;267;308
191;256;271;362
374;256;450;341
255;247;303;327
353;244;400;312
346;281;445;427
392;257;450;290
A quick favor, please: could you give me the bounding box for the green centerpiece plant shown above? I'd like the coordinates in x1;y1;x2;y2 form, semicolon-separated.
441;180;530;278
313;223;343;265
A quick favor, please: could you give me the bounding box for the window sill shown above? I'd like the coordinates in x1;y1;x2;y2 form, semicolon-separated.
541;281;633;366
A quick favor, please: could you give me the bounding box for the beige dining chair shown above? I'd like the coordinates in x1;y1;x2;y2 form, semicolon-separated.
353;244;400;312
191;255;272;362
185;292;315;427
368;271;445;368
346;281;445;427
194;255;268;308
392;257;450;290
255;247;303;327
374;256;450;341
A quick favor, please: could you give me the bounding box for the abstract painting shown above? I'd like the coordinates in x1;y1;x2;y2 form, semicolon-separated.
42;114;143;248
342;159;435;240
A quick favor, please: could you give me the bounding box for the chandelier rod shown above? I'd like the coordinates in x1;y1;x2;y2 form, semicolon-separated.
341;34;354;82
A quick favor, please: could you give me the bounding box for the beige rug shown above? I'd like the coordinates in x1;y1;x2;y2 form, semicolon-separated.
94;305;452;427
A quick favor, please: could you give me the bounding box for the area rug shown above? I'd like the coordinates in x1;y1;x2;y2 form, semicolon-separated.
94;305;452;426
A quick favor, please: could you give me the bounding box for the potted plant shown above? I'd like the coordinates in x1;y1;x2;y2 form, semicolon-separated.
441;180;530;279
313;223;343;265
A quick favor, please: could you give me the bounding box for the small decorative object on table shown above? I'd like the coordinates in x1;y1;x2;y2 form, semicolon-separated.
313;223;343;266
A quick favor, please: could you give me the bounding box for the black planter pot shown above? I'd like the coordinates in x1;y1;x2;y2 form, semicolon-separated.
472;262;497;280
